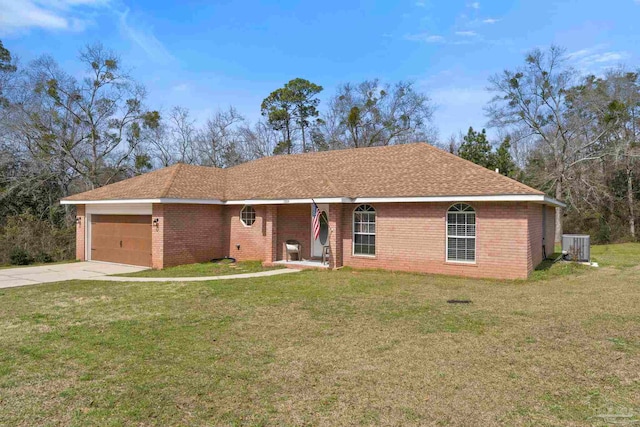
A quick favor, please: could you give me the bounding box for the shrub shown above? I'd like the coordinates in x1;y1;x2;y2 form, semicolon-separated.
9;248;33;265
34;252;54;264
0;213;75;265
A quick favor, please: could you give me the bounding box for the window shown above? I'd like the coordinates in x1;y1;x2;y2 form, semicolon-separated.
240;205;256;226
353;204;376;255
447;203;476;262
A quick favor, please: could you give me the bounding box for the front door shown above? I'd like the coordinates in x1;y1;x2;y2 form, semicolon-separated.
311;204;329;258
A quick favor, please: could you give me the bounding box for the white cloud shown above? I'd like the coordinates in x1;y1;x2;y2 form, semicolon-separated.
172;83;190;92
455;31;477;37
415;1;426;7
482;18;500;24
118;9;174;64
0;0;107;34
469;2;480;9
404;33;445;43
568;45;630;71
592;52;626;62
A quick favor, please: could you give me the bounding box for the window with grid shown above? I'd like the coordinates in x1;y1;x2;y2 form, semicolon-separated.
240;205;256;226
446;203;476;262
353;204;376;255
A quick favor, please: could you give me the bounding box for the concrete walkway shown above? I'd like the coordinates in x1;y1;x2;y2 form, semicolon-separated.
0;262;148;289
100;268;301;282
0;262;301;289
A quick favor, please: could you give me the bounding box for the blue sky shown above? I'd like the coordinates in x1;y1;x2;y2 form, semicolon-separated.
1;0;638;141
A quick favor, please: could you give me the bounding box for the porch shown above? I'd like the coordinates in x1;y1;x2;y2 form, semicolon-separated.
272;259;330;269
259;203;343;269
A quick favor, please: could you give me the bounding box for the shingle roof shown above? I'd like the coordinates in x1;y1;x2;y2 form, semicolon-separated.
62;143;544;202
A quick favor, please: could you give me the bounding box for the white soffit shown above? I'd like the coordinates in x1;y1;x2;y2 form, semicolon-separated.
62;194;566;208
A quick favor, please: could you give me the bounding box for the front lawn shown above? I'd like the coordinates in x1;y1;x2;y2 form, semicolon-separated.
115;259;284;278
1;244;639;425
591;242;640;267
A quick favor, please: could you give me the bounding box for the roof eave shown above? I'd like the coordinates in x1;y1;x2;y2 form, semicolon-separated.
61;194;566;208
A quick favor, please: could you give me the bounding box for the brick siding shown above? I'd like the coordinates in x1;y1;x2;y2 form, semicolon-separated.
224;205;270;261
152;203;224;268
544;206;556;256
79;201;552;279
276;204;312;261
339;202;532;280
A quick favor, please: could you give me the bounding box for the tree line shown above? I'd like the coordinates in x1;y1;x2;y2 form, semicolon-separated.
0;40;637;264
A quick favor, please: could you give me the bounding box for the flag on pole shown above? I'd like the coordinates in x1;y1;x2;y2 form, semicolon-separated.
312;201;321;240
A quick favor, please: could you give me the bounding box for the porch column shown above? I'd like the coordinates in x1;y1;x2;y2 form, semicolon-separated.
329;204;343;269
264;205;278;265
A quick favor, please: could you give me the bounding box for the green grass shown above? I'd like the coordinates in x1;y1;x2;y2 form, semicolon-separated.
115;259;284;278
591;242;640;268
1;245;639;425
529;253;591;281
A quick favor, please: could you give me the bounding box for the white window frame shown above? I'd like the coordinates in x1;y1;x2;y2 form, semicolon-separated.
240;205;256;227
446;203;476;264
353;204;376;257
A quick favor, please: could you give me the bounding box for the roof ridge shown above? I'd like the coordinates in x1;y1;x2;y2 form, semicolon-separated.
159;163;183;198
419;143;544;195
225;142;428;170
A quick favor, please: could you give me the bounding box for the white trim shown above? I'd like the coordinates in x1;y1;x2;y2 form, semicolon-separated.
352;194;566;207
446;203;477;264
86;203;152;215
352;204;376;257
62;194;566;208
311;203;329;258
86;213;91;261
85;208;153;262
240;205;256;227
224;197;350;205
62;198;224;205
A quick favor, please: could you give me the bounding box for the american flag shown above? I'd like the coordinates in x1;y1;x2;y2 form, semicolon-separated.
312;202;321;240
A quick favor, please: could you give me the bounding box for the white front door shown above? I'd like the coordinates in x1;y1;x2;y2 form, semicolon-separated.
311;204;329;258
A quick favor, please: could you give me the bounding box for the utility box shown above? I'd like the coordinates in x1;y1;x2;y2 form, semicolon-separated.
562;234;590;262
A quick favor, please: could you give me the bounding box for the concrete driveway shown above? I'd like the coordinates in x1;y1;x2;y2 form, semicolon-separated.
0;262;148;289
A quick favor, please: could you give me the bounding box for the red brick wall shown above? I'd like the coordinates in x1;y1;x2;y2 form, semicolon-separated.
155;204;224;268
135;201;554;278
339;202;531;280
75;205;86;261
527;204;543;273
328;204;343;268
264;206;278;263
276;204;311;260
224;205;268;261
544;205;556;255
151;204;164;269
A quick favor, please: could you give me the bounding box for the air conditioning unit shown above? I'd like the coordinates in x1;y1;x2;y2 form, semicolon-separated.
561;234;590;262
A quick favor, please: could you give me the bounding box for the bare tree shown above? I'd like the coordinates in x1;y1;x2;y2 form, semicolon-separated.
487;46;610;242
144;121;176;167
571;70;640;238
10;43;159;191
238;119;280;160
325;79;434;148
168;106;197;164
197;106;245;167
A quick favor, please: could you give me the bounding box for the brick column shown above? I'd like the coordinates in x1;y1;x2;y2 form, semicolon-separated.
75;205;86;261
329;204;343;269
151;204;164;269
264;205;278;265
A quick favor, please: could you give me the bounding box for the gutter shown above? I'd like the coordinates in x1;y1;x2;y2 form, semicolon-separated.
60;194;566;208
